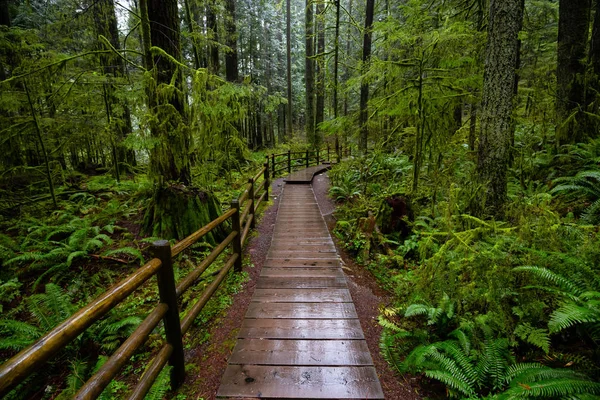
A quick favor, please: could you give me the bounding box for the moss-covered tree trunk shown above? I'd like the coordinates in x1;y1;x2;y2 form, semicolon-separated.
140;0;223;241
477;0;524;215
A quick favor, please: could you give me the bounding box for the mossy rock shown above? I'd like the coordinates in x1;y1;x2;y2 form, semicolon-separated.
143;184;227;243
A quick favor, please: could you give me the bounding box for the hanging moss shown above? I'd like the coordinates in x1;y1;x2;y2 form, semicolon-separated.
142;184;227;243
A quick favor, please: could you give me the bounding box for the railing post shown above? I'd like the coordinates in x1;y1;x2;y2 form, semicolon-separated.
306;150;309;168
248;178;256;229
327;145;330;162
230;200;243;272
271;154;275;177
151;240;185;388
263;162;269;199
316;148;320;165
287;150;291;173
265;156;270;179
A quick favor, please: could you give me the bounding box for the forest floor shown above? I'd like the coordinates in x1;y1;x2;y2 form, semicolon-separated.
177;173;423;400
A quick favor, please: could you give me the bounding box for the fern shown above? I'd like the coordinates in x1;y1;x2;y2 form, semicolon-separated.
516;266;600;339
0;320;42;351
514;323;551;354
144;365;172;400
28;283;75;332
514;266;585;297
499;377;600;399
102;246;144;263
548;300;600;334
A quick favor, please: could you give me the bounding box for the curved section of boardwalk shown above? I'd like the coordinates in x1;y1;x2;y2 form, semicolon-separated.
217;184;384;399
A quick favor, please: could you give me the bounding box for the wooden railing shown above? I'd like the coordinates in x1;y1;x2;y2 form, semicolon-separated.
0;145;348;398
0;163;270;399
268;144;350;178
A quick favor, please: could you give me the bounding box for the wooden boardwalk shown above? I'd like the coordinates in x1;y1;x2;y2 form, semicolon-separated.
284;164;331;184
217;183;384;399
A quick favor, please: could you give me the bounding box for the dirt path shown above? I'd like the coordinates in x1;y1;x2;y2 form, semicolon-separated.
179;174;422;399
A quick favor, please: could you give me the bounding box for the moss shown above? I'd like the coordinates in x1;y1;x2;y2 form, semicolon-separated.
142;184;227;242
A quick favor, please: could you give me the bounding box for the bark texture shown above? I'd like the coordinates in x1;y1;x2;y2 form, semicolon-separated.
477;0;524;214
315;1;326;147
143;0;191;185
286;0;293;139
359;0;375;154
224;0;239;82
305;0;316;145
556;0;591;143
206;0;220;75
93;0;135;170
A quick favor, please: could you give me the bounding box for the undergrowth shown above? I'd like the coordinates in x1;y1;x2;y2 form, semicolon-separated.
0;163;265;399
330;138;600;398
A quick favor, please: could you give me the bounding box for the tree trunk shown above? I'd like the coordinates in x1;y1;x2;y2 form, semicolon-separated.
315;1;325;147
93;0;136;175
140;0;223;243
587;0;600;131
556;0;591;144
183;0;201;70
343;0;353;119
305;0;316;145
286;0;293;139
359;0;375;154
333;0;340;158
224;0;239;82
141;0;191;185
0;0;9;27
477;0;524;215
206;0;220;75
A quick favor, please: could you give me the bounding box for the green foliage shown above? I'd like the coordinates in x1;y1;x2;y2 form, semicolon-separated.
514;323;550;354
384;316;599;399
4;211;144;288
551;170;600;223
144;366;172;400
515;266;600;342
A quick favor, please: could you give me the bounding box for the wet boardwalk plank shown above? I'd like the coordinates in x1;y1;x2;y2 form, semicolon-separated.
219;365;383;399
217;183;384;399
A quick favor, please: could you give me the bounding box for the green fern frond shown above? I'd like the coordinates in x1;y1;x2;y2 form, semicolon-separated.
548;303;600;333
436;341;479;386
378;315;404;332
502;363;549;384
0;320;41;350
380;330;404;374
478;338;511;389
501;377;600;399
5;252;45;266
100;316;142;335
450;328;472;355
514;266;584;297
28;284;74;332
66;250;88;266
405;303;430;318
144;365;172;400
424;369;477;398
514;323;551;354
103;247;144;263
